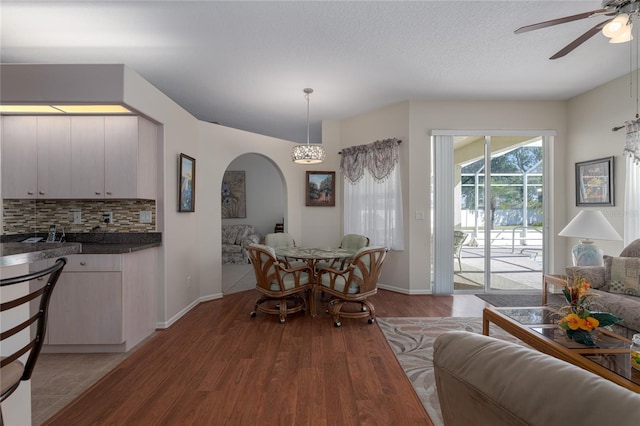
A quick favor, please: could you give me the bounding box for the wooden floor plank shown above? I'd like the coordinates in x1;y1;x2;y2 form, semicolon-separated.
44;290;489;425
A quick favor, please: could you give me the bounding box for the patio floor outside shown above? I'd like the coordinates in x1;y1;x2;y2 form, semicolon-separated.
454;227;543;292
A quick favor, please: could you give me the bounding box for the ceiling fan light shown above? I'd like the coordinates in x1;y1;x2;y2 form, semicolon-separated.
610;23;633;43
602;13;629;38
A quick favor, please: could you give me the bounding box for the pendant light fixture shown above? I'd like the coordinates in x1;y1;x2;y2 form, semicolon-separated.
292;88;326;164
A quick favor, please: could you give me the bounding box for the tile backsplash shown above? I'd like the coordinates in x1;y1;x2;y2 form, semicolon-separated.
2;199;156;234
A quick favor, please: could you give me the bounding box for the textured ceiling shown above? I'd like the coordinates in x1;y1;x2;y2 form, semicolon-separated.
0;1;633;143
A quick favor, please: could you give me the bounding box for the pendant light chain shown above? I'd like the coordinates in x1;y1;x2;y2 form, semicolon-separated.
306;90;311;145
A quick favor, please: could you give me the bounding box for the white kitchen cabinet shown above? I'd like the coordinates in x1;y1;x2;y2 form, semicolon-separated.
47;254;123;345
2;116;38;198
2;116;72;199
37;116;72;198
71;116;106;198
44;249;158;352
105;116;157;199
1;115;157;200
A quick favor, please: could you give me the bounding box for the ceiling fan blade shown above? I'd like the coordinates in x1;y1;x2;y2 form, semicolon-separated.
515;9;608;34
549;18;613;60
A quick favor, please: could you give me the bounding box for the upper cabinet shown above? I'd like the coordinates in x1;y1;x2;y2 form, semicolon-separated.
2;115;157;200
71;116;106;198
2;116;72;198
1;116;39;198
38;116;72;198
104;116;157;200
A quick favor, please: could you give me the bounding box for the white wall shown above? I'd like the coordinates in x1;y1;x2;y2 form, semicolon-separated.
566;73;631;257
223;153;284;238
337;100;569;293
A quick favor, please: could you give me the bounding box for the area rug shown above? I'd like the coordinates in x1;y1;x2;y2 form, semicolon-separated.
377;317;519;426
475;293;565;307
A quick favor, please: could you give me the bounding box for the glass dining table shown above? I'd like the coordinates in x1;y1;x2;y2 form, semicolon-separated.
274;246;357;315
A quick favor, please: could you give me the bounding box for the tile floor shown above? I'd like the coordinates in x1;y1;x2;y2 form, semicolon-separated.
31;352;129;425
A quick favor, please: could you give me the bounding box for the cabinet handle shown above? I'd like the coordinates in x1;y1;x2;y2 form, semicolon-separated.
80;261;87;266
95;192;101;195
39;191;45;195
27;191;34;195
106;191;112;195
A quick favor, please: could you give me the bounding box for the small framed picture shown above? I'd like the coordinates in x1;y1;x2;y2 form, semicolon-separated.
306;171;335;207
575;156;614;206
178;153;196;212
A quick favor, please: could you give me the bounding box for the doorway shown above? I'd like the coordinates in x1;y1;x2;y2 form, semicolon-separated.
432;131;553;294
220;153;286;295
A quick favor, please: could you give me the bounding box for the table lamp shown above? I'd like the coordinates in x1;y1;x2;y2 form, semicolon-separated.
558;210;622;266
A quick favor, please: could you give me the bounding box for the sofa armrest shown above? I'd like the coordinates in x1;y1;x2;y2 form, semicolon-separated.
565;266;605;289
433;331;640;426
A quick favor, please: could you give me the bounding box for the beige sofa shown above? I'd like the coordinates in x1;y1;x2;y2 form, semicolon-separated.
566;239;640;338
221;224;261;264
433;331;640;426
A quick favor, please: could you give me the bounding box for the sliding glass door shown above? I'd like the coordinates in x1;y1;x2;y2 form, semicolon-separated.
432;131;553;294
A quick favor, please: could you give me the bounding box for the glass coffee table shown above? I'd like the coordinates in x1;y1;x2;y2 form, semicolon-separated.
483;306;640;393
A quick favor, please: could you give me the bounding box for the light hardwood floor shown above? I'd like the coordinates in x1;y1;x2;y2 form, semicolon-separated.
42;289;490;425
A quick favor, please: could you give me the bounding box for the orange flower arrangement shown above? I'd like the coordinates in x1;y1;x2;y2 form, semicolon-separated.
558;277;621;346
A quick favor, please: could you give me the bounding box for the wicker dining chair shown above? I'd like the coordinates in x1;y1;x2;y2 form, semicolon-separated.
315;246;388;327
315;234;370;271
1;257;67;425
263;232;306;268
247;244;313;324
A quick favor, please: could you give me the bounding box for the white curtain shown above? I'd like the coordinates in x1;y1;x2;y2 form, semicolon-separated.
342;138;404;250
624;122;640;245
624;155;640;245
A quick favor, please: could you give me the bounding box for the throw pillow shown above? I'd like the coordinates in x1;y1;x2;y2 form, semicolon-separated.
608;257;640;297
603;255;613;291
222;226;239;245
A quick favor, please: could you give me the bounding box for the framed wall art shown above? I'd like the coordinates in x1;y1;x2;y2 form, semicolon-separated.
575;156;614;206
306;171;335;207
221;170;247;218
178;153;196;212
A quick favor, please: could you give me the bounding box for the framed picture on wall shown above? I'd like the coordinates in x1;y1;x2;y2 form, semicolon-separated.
575;156;614;206
221;170;247;218
178;153;196;212
306;171;335;207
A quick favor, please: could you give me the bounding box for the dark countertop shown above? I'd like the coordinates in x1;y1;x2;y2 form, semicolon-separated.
1;233;162;267
79;241;161;254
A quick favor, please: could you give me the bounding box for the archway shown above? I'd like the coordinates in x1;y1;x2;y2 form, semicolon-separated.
220;153;286;294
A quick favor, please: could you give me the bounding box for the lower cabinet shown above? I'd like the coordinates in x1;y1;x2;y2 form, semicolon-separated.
44;248;158;353
48;271;123;345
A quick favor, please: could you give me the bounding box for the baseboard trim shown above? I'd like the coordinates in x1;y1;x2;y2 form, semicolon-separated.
157;283;433;330
157;292;223;329
378;283;432;295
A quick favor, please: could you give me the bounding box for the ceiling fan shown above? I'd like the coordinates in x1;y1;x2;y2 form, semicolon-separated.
516;0;640;59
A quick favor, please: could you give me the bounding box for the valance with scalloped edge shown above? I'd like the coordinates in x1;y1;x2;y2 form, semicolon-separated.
340;138;400;184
